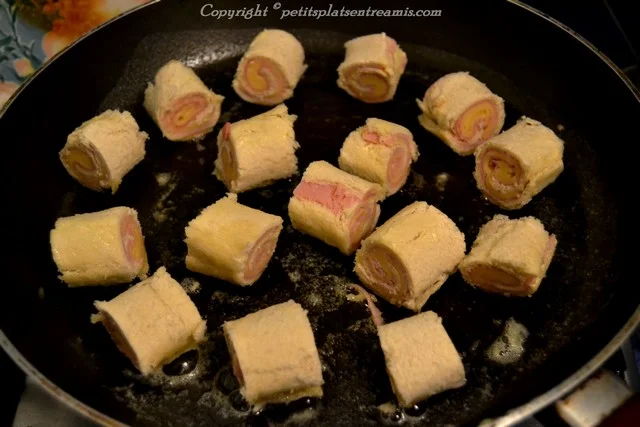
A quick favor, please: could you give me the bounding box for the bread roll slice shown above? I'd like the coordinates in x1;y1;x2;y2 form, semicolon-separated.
214;104;299;193
355;201;466;311
232;29;307;106
144;60;224;142
337;33;407;103
223;300;323;409
379;311;465;407
289;160;384;255
474;116;564;209
416;72;505;155
185;194;283;286
459;214;557;296
92;267;206;375
60;110;147;193
50;207;148;286
338;118;419;196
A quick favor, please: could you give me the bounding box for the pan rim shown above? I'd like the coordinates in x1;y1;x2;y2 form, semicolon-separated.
484;306;640;426
1;0;639;425
0;1;161;119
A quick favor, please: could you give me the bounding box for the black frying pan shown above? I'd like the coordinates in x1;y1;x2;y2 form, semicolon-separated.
1;0;639;425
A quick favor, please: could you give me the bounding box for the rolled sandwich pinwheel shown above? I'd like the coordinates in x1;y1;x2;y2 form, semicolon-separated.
223;300;324;409
289;161;384;255
50;207;148;287
355;201;466;311
232;29;307;106
337;33;407;103
459;215;557;296
378;311;465;407
214;104;299;193
184;194;283;286
338;118;419;196
474;117;564;209
144;60;224;141
92;267;207;376
416;72;505;155
59;110;147;193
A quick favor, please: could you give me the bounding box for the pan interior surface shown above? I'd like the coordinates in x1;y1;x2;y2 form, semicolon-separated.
0;24;636;427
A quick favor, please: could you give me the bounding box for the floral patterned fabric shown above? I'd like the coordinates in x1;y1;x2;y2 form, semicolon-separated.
0;0;150;109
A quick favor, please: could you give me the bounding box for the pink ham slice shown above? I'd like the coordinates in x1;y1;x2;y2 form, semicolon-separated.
361;130;381;144
217;123;239;184
476;147;526;207
236;57;289;105
350;284;384;327
293;181;379;253
62;145;110;191
386;146;411;193
464;235;557;296
120;213;145;274
452;99;501;149
342;64;391;103
386;38;398;60
99;312;141;371
293;181;361;215
226;337;245;387
360;129;414;194
243;225;281;283
347;191;380;253
221;122;231;140
159;93;219;141
385;37;407;71
357;244;412;303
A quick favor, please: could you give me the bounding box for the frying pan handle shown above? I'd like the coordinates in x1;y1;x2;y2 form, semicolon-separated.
555;369;639;426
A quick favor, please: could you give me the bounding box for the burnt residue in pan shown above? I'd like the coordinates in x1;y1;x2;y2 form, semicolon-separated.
24;29;620;426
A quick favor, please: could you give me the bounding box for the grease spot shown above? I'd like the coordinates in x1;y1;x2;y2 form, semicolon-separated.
155;172;172;187
152;179;178;223
435;172;450;191
181;277;201;294
487;318;529;365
